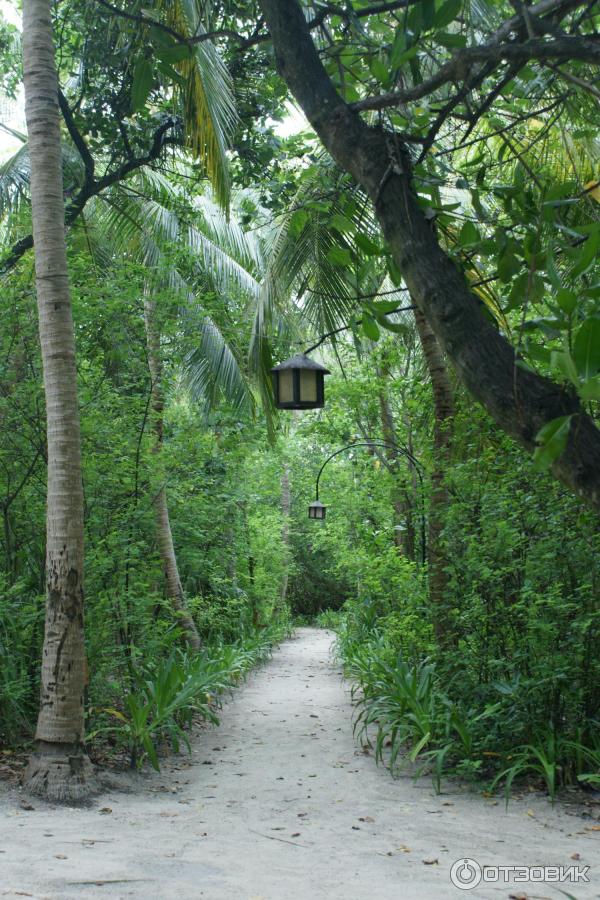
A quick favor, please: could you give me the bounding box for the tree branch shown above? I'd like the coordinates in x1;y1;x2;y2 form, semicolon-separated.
352;34;600;112
58;90;95;182
304;304;415;355
258;0;600;509
93;0;422;52
0;119;178;276
547;61;600;101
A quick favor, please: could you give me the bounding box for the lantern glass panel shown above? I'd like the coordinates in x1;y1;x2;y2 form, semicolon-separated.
278;370;294;404
299;369;317;404
308;502;326;519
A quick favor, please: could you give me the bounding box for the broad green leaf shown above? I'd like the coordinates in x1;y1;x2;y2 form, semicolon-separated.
531;275;546;303
156;60;186;87
306;200;331;212
422;0;436;29
458;221;480;246
158;44;194;64
150;25;175;46
369;57;389;84
573;317;600;379
556;289;577;316
131;58;154;113
387;257;402;285
570;231;600;278
370;299;403;314
362;313;380;341
330;214;356;235
527;344;552;365
498;248;521;283
550;349;578;385
533;415;572;471
289;208;308;236
326;247;352;266
435;31;467;48
378;318;410;335
435;0;462;28
394;46;420;68
390;30;406;69
579;376;600;401
355;233;382;256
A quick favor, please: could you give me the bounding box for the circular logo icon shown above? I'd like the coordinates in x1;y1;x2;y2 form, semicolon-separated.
450;858;482;890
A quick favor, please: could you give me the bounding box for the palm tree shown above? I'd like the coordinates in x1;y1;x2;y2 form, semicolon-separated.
77;170;264;642
12;0;241;797
0;127;266;650
144;293;203;651
21;0;94;801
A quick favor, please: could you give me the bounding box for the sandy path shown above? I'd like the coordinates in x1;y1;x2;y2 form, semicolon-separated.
1;628;599;900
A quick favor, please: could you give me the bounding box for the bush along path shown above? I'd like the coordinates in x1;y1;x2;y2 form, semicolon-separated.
1;629;598;900
86;627;284;773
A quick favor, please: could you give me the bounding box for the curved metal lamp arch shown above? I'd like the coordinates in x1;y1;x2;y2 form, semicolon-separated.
314;441;426;565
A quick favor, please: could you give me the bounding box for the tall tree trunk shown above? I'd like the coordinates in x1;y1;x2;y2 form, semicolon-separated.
279;464;291;607
375;365;416;558
258;0;600;510
143;298;201;652
413;308;455;649
22;0;94;801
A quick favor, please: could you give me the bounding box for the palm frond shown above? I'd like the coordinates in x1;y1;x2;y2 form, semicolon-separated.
194;192;263;272
183;317;254;414
79;177;263;415
158;0;238;208
0;143;30;221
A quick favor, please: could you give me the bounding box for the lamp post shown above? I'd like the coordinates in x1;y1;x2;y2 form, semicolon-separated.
310;441;427;565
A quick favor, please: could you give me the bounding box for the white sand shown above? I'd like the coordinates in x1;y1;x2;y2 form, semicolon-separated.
1;628;598;899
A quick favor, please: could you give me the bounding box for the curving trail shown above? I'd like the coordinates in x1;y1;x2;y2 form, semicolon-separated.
1;628;598;899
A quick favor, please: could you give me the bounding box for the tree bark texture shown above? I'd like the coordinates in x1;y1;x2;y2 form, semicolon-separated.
413;308;456;648
258;0;600;510
22;0;94;801
279;464;291;606
375;365;416;558
143;298;202;652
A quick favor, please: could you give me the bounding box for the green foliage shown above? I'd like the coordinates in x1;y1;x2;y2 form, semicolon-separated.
3;0;600;809
338;601;600;798
0;255;291;751
0;577;43;744
329;401;600;799
314;608;344;629
89;627;281;770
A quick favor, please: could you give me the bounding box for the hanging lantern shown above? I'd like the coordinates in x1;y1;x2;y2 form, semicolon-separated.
271;354;330;410
308;500;327;520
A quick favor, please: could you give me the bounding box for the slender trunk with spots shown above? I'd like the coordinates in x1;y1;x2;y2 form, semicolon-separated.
22;0;94;801
143;298;201;652
375;365;416;558
413;308;456;649
279;464;291;607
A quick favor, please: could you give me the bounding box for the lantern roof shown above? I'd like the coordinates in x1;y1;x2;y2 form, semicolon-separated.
309;500;326;509
271;353;330;374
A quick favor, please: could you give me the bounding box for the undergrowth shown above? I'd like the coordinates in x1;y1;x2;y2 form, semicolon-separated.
334;599;600;802
88;623;287;770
